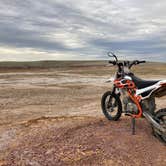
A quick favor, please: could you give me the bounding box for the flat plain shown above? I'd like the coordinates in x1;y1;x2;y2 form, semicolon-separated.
0;61;166;166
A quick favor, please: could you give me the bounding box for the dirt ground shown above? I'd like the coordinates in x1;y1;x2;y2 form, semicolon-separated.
0;63;166;166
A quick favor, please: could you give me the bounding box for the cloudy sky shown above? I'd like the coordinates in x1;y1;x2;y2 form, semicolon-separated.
0;0;166;61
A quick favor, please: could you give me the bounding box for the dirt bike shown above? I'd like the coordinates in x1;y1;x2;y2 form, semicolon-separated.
101;52;166;143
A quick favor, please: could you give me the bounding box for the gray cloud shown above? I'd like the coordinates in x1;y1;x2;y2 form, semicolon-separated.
0;0;166;61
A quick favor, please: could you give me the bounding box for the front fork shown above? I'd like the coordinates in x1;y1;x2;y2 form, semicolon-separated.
112;86;121;96
110;87;121;108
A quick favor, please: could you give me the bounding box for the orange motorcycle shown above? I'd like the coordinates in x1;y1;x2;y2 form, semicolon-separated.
101;52;166;143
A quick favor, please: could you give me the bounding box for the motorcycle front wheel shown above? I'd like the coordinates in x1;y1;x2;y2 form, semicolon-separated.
101;91;122;121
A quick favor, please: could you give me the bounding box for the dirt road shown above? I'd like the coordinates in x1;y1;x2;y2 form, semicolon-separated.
0;64;166;165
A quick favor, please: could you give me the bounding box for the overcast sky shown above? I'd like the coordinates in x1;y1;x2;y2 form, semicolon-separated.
0;0;166;61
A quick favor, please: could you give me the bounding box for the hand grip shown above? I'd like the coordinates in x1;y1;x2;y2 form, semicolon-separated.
109;61;116;65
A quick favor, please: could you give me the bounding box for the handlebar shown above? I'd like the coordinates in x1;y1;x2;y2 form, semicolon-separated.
107;53;146;76
129;60;146;68
108;60;117;65
108;60;146;68
139;60;146;64
107;52;146;68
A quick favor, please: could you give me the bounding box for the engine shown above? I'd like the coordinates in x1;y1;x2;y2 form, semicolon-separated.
121;89;138;114
121;89;156;115
123;97;138;114
141;97;156;115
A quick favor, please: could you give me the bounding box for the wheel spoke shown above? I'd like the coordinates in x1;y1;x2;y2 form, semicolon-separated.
106;98;117;113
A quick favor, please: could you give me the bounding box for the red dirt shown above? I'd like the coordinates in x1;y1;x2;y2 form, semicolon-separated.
2;116;166;166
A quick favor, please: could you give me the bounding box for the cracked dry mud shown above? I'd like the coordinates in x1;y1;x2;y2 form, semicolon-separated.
0;64;166;166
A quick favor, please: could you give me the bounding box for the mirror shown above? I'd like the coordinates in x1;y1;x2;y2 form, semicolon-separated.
107;52;118;62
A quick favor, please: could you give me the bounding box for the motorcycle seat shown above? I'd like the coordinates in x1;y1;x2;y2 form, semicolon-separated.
129;74;159;89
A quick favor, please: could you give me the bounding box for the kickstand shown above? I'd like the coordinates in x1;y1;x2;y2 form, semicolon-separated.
131;117;136;135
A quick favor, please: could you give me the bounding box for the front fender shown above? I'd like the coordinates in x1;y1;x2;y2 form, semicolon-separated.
105;77;114;83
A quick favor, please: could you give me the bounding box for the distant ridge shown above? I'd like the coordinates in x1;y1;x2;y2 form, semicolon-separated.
0;61;164;69
0;60;107;69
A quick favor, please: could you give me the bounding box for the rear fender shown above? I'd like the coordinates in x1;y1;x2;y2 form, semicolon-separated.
153;86;166;97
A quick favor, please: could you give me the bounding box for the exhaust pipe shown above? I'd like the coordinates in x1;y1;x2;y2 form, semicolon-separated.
143;111;166;133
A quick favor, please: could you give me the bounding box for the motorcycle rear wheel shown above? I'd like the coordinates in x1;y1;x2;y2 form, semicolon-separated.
152;109;166;144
